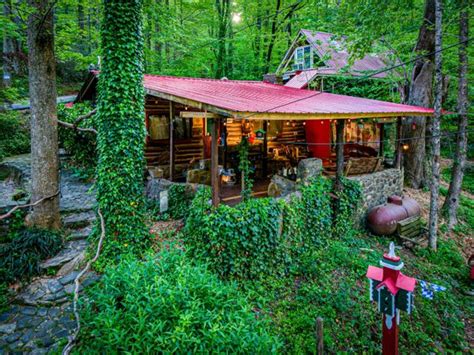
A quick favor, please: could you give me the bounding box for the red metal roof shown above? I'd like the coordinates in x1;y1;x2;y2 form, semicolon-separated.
144;74;434;118
284;69;319;89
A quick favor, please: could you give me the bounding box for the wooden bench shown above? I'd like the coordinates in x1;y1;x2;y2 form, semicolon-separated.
397;215;428;247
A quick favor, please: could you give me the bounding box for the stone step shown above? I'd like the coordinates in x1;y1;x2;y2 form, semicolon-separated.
67;226;93;241
15;271;100;307
62;211;96;229
39;240;88;270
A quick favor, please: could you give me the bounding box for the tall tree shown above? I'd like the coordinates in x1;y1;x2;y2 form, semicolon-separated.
442;3;469;230
402;0;435;189
214;0;231;78
26;0;61;229
428;0;442;251
96;0;150;259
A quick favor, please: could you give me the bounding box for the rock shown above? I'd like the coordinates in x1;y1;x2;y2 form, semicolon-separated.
5;332;21;343
40;240;88;269
58;271;80;285
267;175;296;197
56;252;86;276
81;272;100;287
146;178;172;201
62;211;96;229
0;323;16;334
68;226;92;240
186;169;211;185
64;283;82;295
297;158;323;183
47;280;63;294
20;306;37;316
159;190;168;213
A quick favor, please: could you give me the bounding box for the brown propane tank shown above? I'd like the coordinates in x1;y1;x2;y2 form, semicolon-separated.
367;195;421;236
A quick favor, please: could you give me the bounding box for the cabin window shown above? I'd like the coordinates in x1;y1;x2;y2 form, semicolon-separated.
293;45;312;70
148;115;169;140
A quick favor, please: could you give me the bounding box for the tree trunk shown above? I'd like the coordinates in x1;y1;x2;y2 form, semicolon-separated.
96;0;148;253
263;0;281;74
215;0;231;79
402;0;435;189
441;3;469;230
26;0;61;229
428;0;442;251
3;0;13;87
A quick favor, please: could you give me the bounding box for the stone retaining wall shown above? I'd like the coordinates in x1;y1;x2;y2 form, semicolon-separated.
349;168;403;223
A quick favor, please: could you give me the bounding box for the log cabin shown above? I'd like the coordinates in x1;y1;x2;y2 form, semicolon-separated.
75;71;433;206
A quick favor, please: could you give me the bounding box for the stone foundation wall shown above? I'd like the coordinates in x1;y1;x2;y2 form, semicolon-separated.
349;168;403;223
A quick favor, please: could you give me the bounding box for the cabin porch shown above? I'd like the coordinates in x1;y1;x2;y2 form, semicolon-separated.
144;93;404;205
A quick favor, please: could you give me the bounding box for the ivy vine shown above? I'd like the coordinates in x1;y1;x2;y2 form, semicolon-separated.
95;0;150;262
237;137;253;201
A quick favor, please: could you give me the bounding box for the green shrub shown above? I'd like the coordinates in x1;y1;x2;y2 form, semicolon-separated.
0;111;30;161
0;228;63;283
58;103;97;175
333;178;362;238
167;184;196;219
184;177;334;280
78;247;281;353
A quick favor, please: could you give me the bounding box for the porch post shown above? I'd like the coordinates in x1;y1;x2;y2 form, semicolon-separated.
263;120;268;178
335;119;345;192
379;122;385;157
211;117;220;206
169;101;175;181
395;116;402;169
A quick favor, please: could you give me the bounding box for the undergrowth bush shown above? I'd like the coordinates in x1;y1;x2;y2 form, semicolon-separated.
184;177;336;280
0;111;30;161
333;178;363;238
78;246;281;353
0;228;63;283
167;184;195;219
58;102;97;176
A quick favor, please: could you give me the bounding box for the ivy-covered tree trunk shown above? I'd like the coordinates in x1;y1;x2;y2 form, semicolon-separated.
96;0;149;258
26;0;61;230
442;3;469;230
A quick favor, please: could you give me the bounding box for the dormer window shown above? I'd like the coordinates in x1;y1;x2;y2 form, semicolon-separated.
293;45;312;70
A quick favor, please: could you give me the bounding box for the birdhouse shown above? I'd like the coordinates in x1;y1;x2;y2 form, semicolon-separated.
367;243;416;317
366;242;416;354
255;129;265;140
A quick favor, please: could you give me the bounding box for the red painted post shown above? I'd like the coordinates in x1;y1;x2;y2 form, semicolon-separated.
382;314;399;355
366;242;416;355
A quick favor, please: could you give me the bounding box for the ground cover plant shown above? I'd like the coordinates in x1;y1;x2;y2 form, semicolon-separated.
77;246;281;353
442;165;474;195
179;177;471;353
0;111;30;161
0;228;62;284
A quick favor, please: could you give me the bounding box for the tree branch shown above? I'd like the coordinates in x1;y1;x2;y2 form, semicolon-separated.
73;109;96;126
58;119;97;134
62;209;106;355
0;191;59;220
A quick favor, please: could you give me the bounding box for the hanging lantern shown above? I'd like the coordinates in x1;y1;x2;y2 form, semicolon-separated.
402;144;409;151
